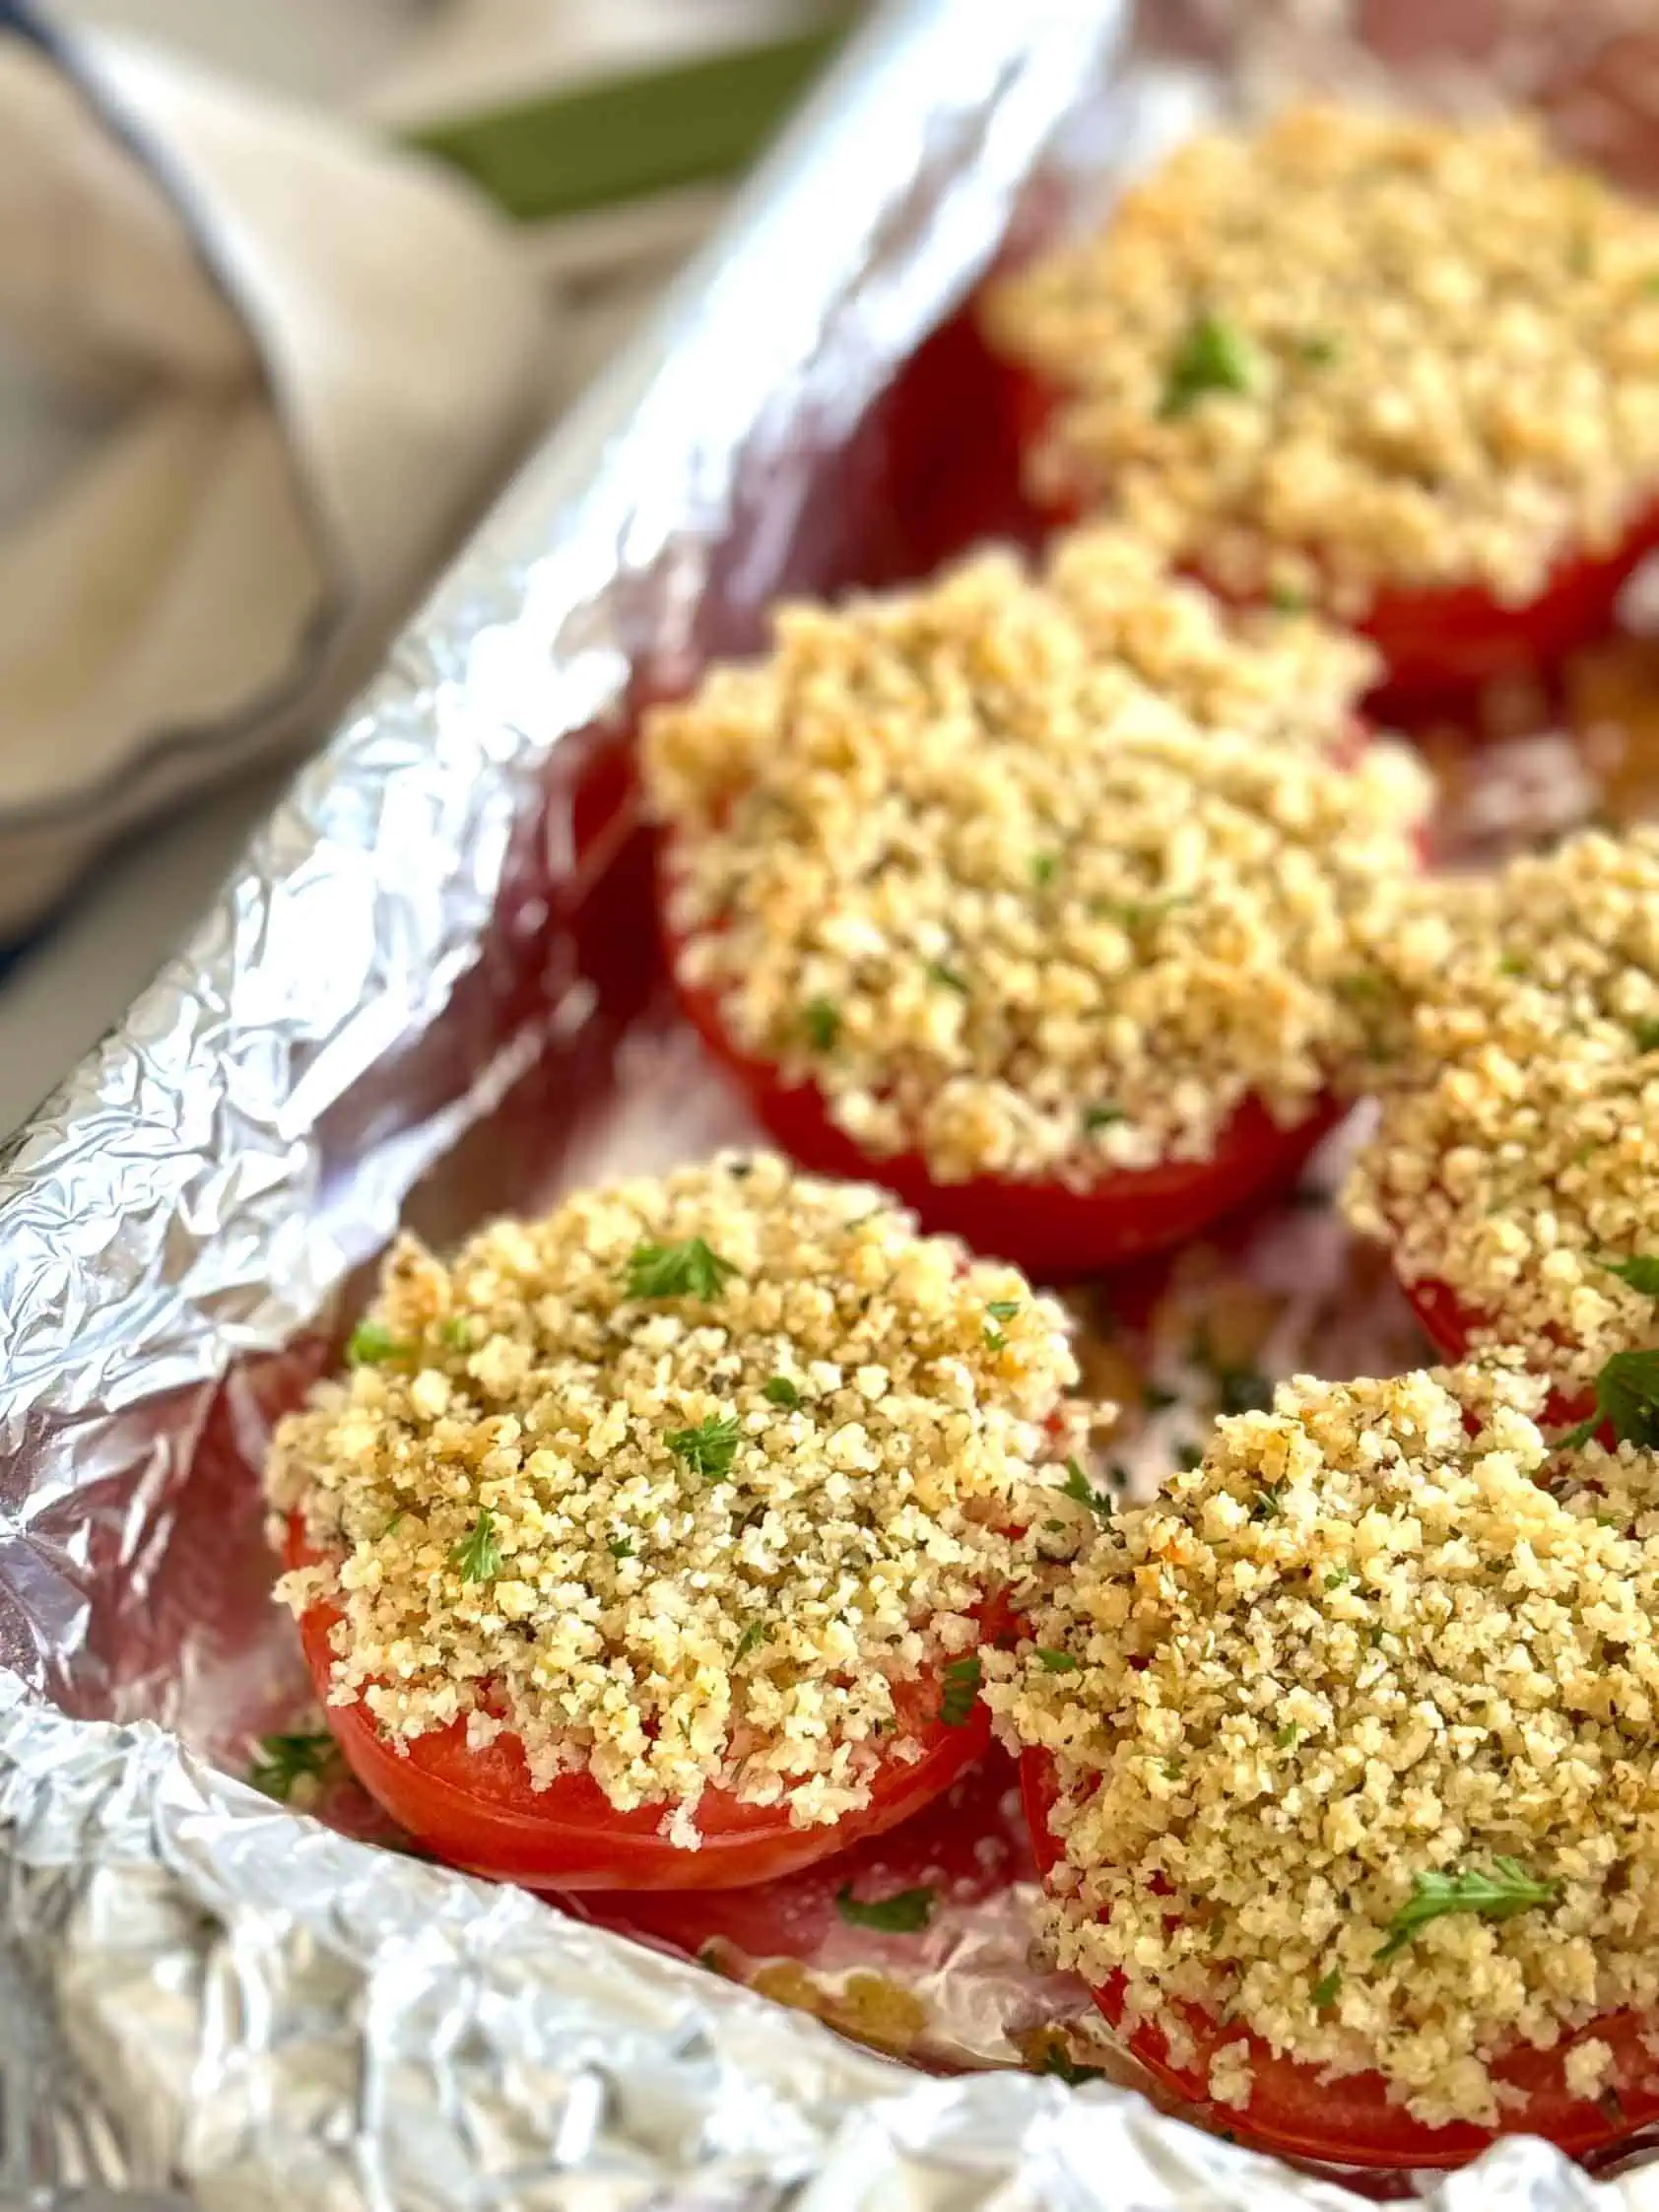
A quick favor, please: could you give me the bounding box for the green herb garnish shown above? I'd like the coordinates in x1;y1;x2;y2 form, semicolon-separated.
1631;1018;1659;1054
626;1237;740;1302
1251;1484;1284;1522
1029;852;1059;888
249;1730;340;1803
1161;310;1258;417
940;1654;983;1726
1498;953;1529;977
1276;1722;1300;1749
1084;1105;1125;1133
450;1508;501;1582
835;1882;935;1933
608;1535;635;1560
346;1321;409;1368
666;1413;743;1481
1313;1968;1342;2009
1600;1254;1659;1298
439;1316;474;1351
1557;1348;1659;1452
734;1620;766;1662
1060;1456;1114;1521
1376;1859;1559;1963
1267;582;1308;613
763;1374;802;1408
803;996;840;1051
1324;1567;1352;1590
927;960;970;994
1035;1647;1080;1674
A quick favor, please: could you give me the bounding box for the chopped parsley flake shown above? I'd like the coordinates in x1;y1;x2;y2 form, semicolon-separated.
1324;1567;1352;1589
346;1321;409;1368
927;959;970;994
450;1508;501;1583
1267;582;1308;613
1035;1647;1079;1673
1276;1722;1300;1749
608;1536;635;1560
835;1882;936;1933
666;1413;743;1481
803;997;840;1051
249;1729;340;1802
439;1316;474;1350
1084;1105;1125;1133
1376;1858;1559;1963
1060;1456;1114;1521
1631;1018;1659;1054
1313;1968;1342;2009
1251;1484;1284;1521
940;1654;983;1726
1029;852;1059;887
1161;310;1258;417
734;1620;766;1662
763;1374;802;1408
625;1237;740;1302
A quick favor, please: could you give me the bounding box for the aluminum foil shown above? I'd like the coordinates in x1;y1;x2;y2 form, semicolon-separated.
10;0;1659;2204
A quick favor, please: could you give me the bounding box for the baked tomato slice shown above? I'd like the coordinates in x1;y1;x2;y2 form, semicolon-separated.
288;1520;992;1890
1000;365;1659;706
671;962;1342;1281
1020;1750;1659;2168
1400;1274;1595;1434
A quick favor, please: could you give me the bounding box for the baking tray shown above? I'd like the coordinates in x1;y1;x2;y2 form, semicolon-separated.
8;0;1659;2205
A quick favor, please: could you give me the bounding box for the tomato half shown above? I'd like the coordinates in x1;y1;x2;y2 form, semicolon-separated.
1020;1750;1659;2168
1401;1274;1594;1433
670;960;1343;1281
288;1519;991;1890
999;363;1659;706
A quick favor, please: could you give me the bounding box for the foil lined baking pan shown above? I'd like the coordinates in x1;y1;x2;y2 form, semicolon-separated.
9;0;1659;2203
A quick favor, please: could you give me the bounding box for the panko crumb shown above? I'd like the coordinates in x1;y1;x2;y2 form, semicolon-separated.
987;1365;1659;2129
1344;828;1659;1390
644;539;1428;1186
983;105;1659;613
268;1154;1088;1837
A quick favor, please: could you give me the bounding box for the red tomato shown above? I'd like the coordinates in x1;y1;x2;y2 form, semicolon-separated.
288;1518;992;1890
669;958;1342;1280
1401;1273;1595;1434
1021;1749;1659;2167
999;362;1659;706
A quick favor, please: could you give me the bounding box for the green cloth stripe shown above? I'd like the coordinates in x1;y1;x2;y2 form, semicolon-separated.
405;27;847;226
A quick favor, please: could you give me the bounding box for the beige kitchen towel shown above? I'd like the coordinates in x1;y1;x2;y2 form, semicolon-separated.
0;9;547;935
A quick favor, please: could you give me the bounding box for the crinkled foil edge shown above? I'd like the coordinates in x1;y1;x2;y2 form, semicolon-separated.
0;1;1653;2203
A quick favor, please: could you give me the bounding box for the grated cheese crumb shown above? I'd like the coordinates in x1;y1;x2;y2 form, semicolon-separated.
983;105;1659;614
268;1154;1088;1836
644;536;1427;1185
1344;828;1659;1390
988;1364;1659;2128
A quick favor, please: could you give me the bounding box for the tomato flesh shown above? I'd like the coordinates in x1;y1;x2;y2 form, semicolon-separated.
1000;361;1659;705
1020;1750;1659;2167
670;962;1343;1280
288;1519;991;1890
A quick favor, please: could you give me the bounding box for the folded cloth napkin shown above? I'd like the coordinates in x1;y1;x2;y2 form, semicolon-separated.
0;2;548;938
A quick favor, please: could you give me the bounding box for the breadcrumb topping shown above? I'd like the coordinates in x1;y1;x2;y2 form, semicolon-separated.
984;105;1659;613
645;543;1428;1184
1345;829;1659;1390
268;1156;1081;1840
988;1366;1659;2128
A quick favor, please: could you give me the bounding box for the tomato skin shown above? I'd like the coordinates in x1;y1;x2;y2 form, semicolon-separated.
1401;1274;1595;1434
1000;362;1659;705
1020;1749;1659;2168
670;965;1343;1281
288;1520;991;1890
